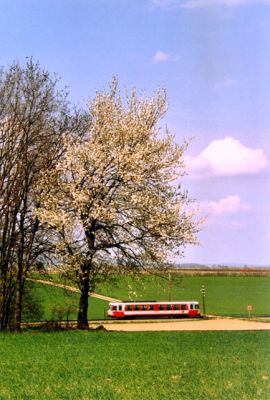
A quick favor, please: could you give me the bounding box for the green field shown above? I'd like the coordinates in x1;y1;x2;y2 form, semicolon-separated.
97;274;270;316
0;330;269;399
24;274;270;321
22;281;108;322
9;276;270;400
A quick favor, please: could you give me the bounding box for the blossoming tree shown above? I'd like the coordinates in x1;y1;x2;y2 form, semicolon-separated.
37;80;200;329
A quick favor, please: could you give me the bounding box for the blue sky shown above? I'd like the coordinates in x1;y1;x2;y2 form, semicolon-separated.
1;0;269;265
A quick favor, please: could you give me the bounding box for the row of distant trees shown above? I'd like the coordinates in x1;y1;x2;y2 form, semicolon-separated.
0;59;200;331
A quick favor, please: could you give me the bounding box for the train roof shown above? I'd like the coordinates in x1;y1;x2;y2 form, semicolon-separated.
109;300;199;304
119;300;157;303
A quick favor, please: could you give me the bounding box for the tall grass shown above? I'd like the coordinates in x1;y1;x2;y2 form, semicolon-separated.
0;330;269;399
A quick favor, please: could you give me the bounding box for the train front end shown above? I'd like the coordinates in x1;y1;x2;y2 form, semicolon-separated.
107;302;125;318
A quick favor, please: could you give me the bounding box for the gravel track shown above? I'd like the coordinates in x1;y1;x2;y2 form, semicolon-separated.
96;318;270;331
27;278;121;302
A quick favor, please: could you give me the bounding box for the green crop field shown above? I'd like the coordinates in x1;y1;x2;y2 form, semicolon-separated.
0;330;269;400
24;274;270;320
22;281;108;322
97;274;270;316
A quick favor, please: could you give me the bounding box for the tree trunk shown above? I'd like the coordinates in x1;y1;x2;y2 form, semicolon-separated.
77;267;90;330
0;271;15;330
13;209;25;332
13;270;23;331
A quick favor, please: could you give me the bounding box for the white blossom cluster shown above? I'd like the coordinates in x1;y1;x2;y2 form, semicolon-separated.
36;80;200;275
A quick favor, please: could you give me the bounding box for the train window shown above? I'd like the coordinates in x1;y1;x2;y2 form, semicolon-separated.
149;305;154;311
167;305;172;310
112;306;117;311
181;304;187;310
190;304;194;310
119;305;122;311
134;305;140;311
195;304;200;309
174;305;180;310
141;305;148;311
159;305;166;310
125;305;132;311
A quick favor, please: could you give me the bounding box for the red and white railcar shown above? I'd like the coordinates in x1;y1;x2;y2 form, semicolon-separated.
107;301;200;319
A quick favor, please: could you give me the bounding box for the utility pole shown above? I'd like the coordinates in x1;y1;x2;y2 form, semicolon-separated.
168;272;172;302
200;285;206;317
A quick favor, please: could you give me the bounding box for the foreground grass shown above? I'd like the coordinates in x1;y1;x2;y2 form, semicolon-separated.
0;330;269;399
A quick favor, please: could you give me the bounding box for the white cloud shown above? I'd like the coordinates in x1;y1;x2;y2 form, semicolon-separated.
197;195;251;229
151;0;270;9
153;50;171;63
215;78;238;88
185;137;268;179
200;195;251;216
265;232;270;242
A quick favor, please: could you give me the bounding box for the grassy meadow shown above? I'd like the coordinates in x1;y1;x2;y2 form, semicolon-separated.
25;273;270;321
22;281;108;322
97;274;270;317
7;274;270;400
0;330;269;400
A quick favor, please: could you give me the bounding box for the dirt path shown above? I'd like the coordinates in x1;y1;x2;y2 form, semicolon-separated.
27;278;121;302
97;318;270;331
